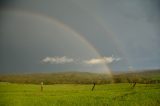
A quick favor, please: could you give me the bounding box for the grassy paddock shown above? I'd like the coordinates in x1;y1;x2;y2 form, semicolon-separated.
0;83;160;106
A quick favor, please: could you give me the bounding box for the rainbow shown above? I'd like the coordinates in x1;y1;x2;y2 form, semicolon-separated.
1;9;113;76
69;2;131;69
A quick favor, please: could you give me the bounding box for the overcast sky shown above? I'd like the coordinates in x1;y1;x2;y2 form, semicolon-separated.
0;0;160;74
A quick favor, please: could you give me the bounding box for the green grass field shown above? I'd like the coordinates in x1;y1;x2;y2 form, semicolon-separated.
0;83;160;106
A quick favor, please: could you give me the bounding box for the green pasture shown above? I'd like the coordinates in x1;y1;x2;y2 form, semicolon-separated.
0;83;160;106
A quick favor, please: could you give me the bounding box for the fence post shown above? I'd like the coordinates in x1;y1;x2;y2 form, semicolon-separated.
92;82;96;91
41;82;43;92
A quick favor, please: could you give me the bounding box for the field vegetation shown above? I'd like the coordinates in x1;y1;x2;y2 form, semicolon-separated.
0;83;160;106
0;69;160;84
0;69;160;106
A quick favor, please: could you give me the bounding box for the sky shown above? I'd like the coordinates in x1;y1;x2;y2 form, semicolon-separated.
0;0;160;74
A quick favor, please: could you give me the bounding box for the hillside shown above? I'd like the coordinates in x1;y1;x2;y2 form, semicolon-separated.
0;69;160;84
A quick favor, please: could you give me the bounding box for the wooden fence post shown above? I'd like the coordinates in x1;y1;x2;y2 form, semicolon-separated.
41;82;43;92
92;82;96;91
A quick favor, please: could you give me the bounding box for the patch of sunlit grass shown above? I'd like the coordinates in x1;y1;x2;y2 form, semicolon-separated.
0;83;160;106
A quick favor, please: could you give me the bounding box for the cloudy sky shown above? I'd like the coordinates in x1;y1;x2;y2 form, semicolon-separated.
0;0;160;74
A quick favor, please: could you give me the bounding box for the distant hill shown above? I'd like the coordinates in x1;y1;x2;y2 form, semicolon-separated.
0;72;111;84
0;69;160;84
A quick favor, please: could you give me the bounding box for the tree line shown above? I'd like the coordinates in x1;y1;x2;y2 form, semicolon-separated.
0;70;160;84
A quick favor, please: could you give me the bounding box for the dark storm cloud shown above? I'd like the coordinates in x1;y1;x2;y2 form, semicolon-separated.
0;0;160;73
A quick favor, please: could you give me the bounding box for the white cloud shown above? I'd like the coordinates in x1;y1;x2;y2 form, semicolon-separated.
42;56;74;64
41;56;121;65
83;57;121;65
84;58;107;65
